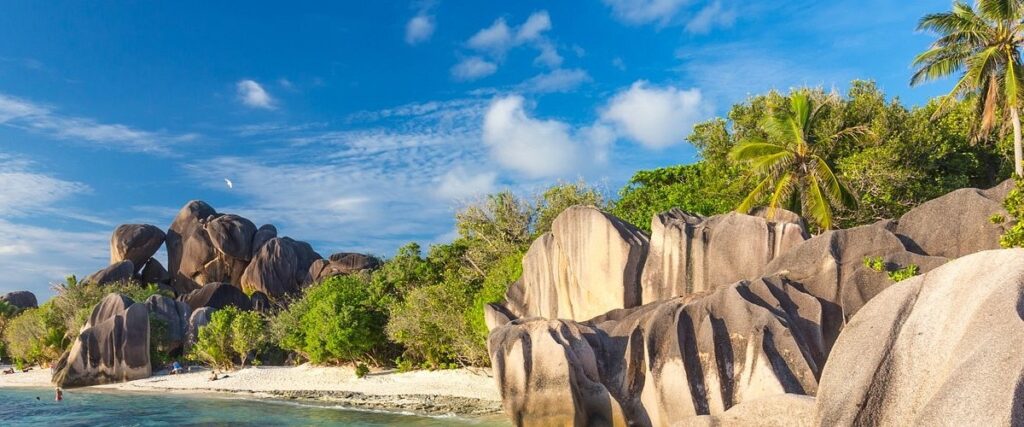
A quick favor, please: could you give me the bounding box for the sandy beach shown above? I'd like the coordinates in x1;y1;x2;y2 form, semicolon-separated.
0;364;503;416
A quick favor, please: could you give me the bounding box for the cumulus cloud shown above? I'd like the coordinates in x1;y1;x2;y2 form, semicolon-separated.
451;57;498;81
237;79;275;109
0;93;196;155
600;81;711;149
436;167;498;200
460;10;561;76
518;68;591;93
516;10;552;43
468;18;514;55
405;12;436;45
482;96;582;178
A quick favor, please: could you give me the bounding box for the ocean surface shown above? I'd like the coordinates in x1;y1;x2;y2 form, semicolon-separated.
0;387;509;426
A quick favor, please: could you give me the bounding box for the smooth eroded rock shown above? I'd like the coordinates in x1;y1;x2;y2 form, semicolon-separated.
167;200;217;294
0;291;37;309
83;260;135;286
144;294;191;357
894;180;1010;258
52;294;151;387
178;282;251;311
109;224;166;273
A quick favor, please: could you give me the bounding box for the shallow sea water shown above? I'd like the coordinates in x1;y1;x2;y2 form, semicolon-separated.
0;387;510;426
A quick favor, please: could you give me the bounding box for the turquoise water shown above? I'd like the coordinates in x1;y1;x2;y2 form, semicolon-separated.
0;387;509;426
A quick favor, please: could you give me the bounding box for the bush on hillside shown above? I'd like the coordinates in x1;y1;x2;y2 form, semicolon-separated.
192;306;268;369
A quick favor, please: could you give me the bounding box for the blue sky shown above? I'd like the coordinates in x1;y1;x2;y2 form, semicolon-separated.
0;0;956;298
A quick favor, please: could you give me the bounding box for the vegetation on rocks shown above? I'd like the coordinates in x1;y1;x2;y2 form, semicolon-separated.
193;306;268;369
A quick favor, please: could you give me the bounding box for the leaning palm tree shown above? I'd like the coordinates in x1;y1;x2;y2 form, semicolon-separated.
911;0;1024;176
729;91;861;230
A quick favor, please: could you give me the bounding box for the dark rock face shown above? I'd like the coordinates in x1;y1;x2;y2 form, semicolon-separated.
0;291;37;309
178;282;252;311
251;224;277;258
489;277;822;426
894;179;1011;258
241;237;312;297
186;306;215;353
167;200;217;294
144;295;191;357
304;252;381;286
83;260;135;286
52;294;151;387
109;224;166;273
138;258;171;287
814;249;1024;426
249;291;272;312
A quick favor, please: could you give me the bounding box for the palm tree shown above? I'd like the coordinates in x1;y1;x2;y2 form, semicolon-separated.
729;91;861;230
911;0;1024;176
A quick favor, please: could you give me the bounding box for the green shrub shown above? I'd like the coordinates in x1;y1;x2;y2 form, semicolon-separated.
193;307;238;370
2;305;62;365
863;256;886;272
386;281;484;368
272;275;387;365
887;264;919;282
1001;178;1024;248
467;253;522;342
231;310;267;367
355;362;370;378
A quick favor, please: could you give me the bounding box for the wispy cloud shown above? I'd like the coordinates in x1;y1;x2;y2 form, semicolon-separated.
0;93;198;155
603;0;736;33
455;10;564;80
517;68;591;93
405;10;436;45
451;57;499;81
237;79;276;109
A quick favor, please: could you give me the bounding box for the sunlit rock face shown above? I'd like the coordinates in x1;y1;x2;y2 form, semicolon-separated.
893;179;1012;259
641;208;807;304
52;294;151;388
814;249;1024;426
504;205;650;321
109;224;165;272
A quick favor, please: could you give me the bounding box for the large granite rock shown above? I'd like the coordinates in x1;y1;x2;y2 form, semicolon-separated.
488;276;825;426
641;209;807;303
241;237;321;297
0;291;37;309
676;394;814;427
251;224;277;258
52;294;151;387
894;179;1011;258
167;201;266;294
166;200;217;294
178;282;252;311
83;260;135;286
503;206;650;321
185;306;215;353
138;257;171;286
144;295;191;357
109;224;165;273
304;252;381;286
814;249;1024;426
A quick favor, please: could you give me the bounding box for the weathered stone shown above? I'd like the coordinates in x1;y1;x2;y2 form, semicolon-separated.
641;209;807;303
504;206;650;320
249;291;272;312
83;260;135;286
284;237;323;285
0;291;37;309
241;237;299;297
304;252;381;286
205;214;257;260
167;200;217;294
674;395;814;427
894;180;1011;258
251;224;277;258
814;249;1024;426
52;294;151;387
178;282;251;311
109;224;165;273
489;277;823;426
138;258;171;286
144;295;191;357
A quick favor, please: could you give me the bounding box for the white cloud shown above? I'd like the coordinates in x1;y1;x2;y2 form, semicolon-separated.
518;68;591;93
436;168;498;200
482;96;582;178
0;154;91;217
236;79;276;109
463;11;560;73
600;81;712;149
451;57;498;81
516;11;552;43
468;18;514;55
0;93;196;155
405;13;436;45
686;1;736;33
603;0;689;25
0;218;109;297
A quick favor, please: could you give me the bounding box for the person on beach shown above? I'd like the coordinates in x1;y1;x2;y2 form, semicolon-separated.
2;367;14;374
170;360;183;375
55;388;63;402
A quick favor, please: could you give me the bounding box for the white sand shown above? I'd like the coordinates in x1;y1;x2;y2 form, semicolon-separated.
0;364;503;415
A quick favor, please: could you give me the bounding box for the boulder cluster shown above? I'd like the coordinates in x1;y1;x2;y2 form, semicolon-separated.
486;180;1024;426
50;200;379;387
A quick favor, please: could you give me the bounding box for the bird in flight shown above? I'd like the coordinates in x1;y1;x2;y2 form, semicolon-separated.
224;178;233;189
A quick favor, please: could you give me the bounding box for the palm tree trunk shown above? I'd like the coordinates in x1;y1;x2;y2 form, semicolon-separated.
1013;106;1023;177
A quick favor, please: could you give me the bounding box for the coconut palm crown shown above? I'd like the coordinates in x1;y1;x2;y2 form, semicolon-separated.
911;0;1024;176
729;91;862;230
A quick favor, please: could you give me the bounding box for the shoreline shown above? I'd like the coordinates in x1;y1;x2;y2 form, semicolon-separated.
0;364;505;418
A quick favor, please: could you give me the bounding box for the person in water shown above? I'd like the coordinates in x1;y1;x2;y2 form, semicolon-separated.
55;388;63;402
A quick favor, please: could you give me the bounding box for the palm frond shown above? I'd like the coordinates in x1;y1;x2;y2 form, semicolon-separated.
812;156;858;209
736;175;774;214
804;175;834;230
765;171;796;219
977;0;1023;20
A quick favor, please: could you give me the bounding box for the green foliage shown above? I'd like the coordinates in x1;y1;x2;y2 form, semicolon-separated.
272;275;387;365
863;256;920;282
386;280;483;368
467;253;522;342
231;310;267;367
355;362;370;378
149;314;172;368
193;306;239;370
532;180;608;237
888;264;920;282
51;276;169;344
1000;178;1024;247
0;300;21;362
611;163;742;231
2;304;63;365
